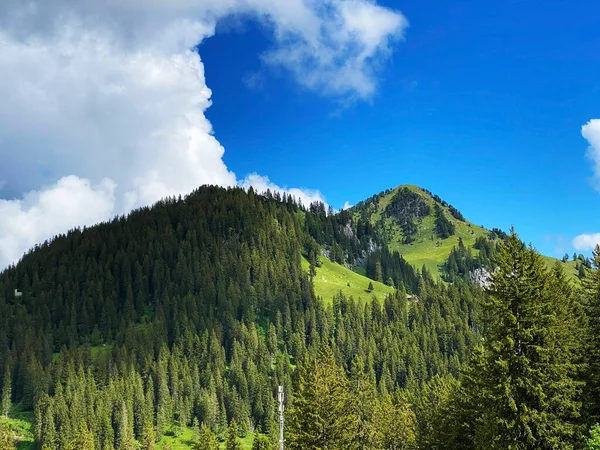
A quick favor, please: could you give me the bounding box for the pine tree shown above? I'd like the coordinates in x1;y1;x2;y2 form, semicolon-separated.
473;231;582;449
65;422;95;450
373;394;417;450
194;423;219;450
251;433;270;450
348;357;377;448
287;345;357;450
141;422;156;450
225;422;243;450
583;245;600;423
1;367;11;417
117;402;135;450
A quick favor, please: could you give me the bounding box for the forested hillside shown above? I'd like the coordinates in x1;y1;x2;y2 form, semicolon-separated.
350;185;490;278
0;185;598;449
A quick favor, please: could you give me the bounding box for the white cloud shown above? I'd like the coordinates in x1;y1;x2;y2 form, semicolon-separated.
241;173;326;208
260;0;408;98
582;119;600;189
343;201;353;210
0;0;406;267
573;233;600;251
0;25;236;199
0;176;117;266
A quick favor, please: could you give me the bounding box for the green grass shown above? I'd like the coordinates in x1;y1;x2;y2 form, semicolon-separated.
4;411;257;450
90;343;114;358
4;405;35;450
157;424;195;449
363;185;488;279
157;425;256;449
357;184;576;281
52;343;114;364
221;433;254;449
542;256;579;282
302;256;395;304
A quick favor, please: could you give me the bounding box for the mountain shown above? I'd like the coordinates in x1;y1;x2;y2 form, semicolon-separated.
347;184;579;281
350;185;489;279
0;184;585;449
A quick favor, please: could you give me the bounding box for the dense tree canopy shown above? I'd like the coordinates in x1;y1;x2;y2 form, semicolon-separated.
0;186;595;449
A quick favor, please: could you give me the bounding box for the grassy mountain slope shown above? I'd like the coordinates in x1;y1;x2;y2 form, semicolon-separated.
351;184;577;281
353;185;488;279
301;256;395;304
542;256;578;279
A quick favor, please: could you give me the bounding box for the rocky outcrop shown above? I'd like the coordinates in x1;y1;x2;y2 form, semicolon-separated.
469;267;492;288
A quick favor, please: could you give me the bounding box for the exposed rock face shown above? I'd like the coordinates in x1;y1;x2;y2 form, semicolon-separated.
353;238;379;268
469;267;492;288
367;238;378;253
343;222;354;239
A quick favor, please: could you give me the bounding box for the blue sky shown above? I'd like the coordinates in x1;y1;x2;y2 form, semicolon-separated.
200;0;600;257
0;0;599;266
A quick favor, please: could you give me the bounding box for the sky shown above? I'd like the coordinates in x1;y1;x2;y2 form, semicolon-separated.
0;0;599;267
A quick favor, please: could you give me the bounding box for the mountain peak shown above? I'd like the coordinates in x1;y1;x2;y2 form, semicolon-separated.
351;184;489;278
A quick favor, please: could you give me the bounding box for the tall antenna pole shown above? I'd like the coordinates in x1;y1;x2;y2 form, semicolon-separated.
278;385;284;450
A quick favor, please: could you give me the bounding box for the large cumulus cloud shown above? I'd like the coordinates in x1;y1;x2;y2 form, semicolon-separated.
0;0;407;267
572;120;600;253
582;119;600;190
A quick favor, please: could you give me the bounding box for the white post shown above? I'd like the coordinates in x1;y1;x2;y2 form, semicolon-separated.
278;385;284;450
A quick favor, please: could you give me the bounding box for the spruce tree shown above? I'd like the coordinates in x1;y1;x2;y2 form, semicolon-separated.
141;422;156;450
251;433;270;450
225;422;243;450
587;424;600;450
413;374;459;450
194;424;219;450
373;393;417;450
117;402;135;450
583;245;600;423
287;345;356;450
1;367;11;417
0;185;493;450
192;416;200;443
65;422;95;450
451;346;487;450
473;231;582;449
348;357;377;448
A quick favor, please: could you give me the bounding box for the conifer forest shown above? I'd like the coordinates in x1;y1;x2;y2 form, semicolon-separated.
0;185;599;449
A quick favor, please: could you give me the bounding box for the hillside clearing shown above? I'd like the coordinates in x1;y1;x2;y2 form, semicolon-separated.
301;256;395;304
